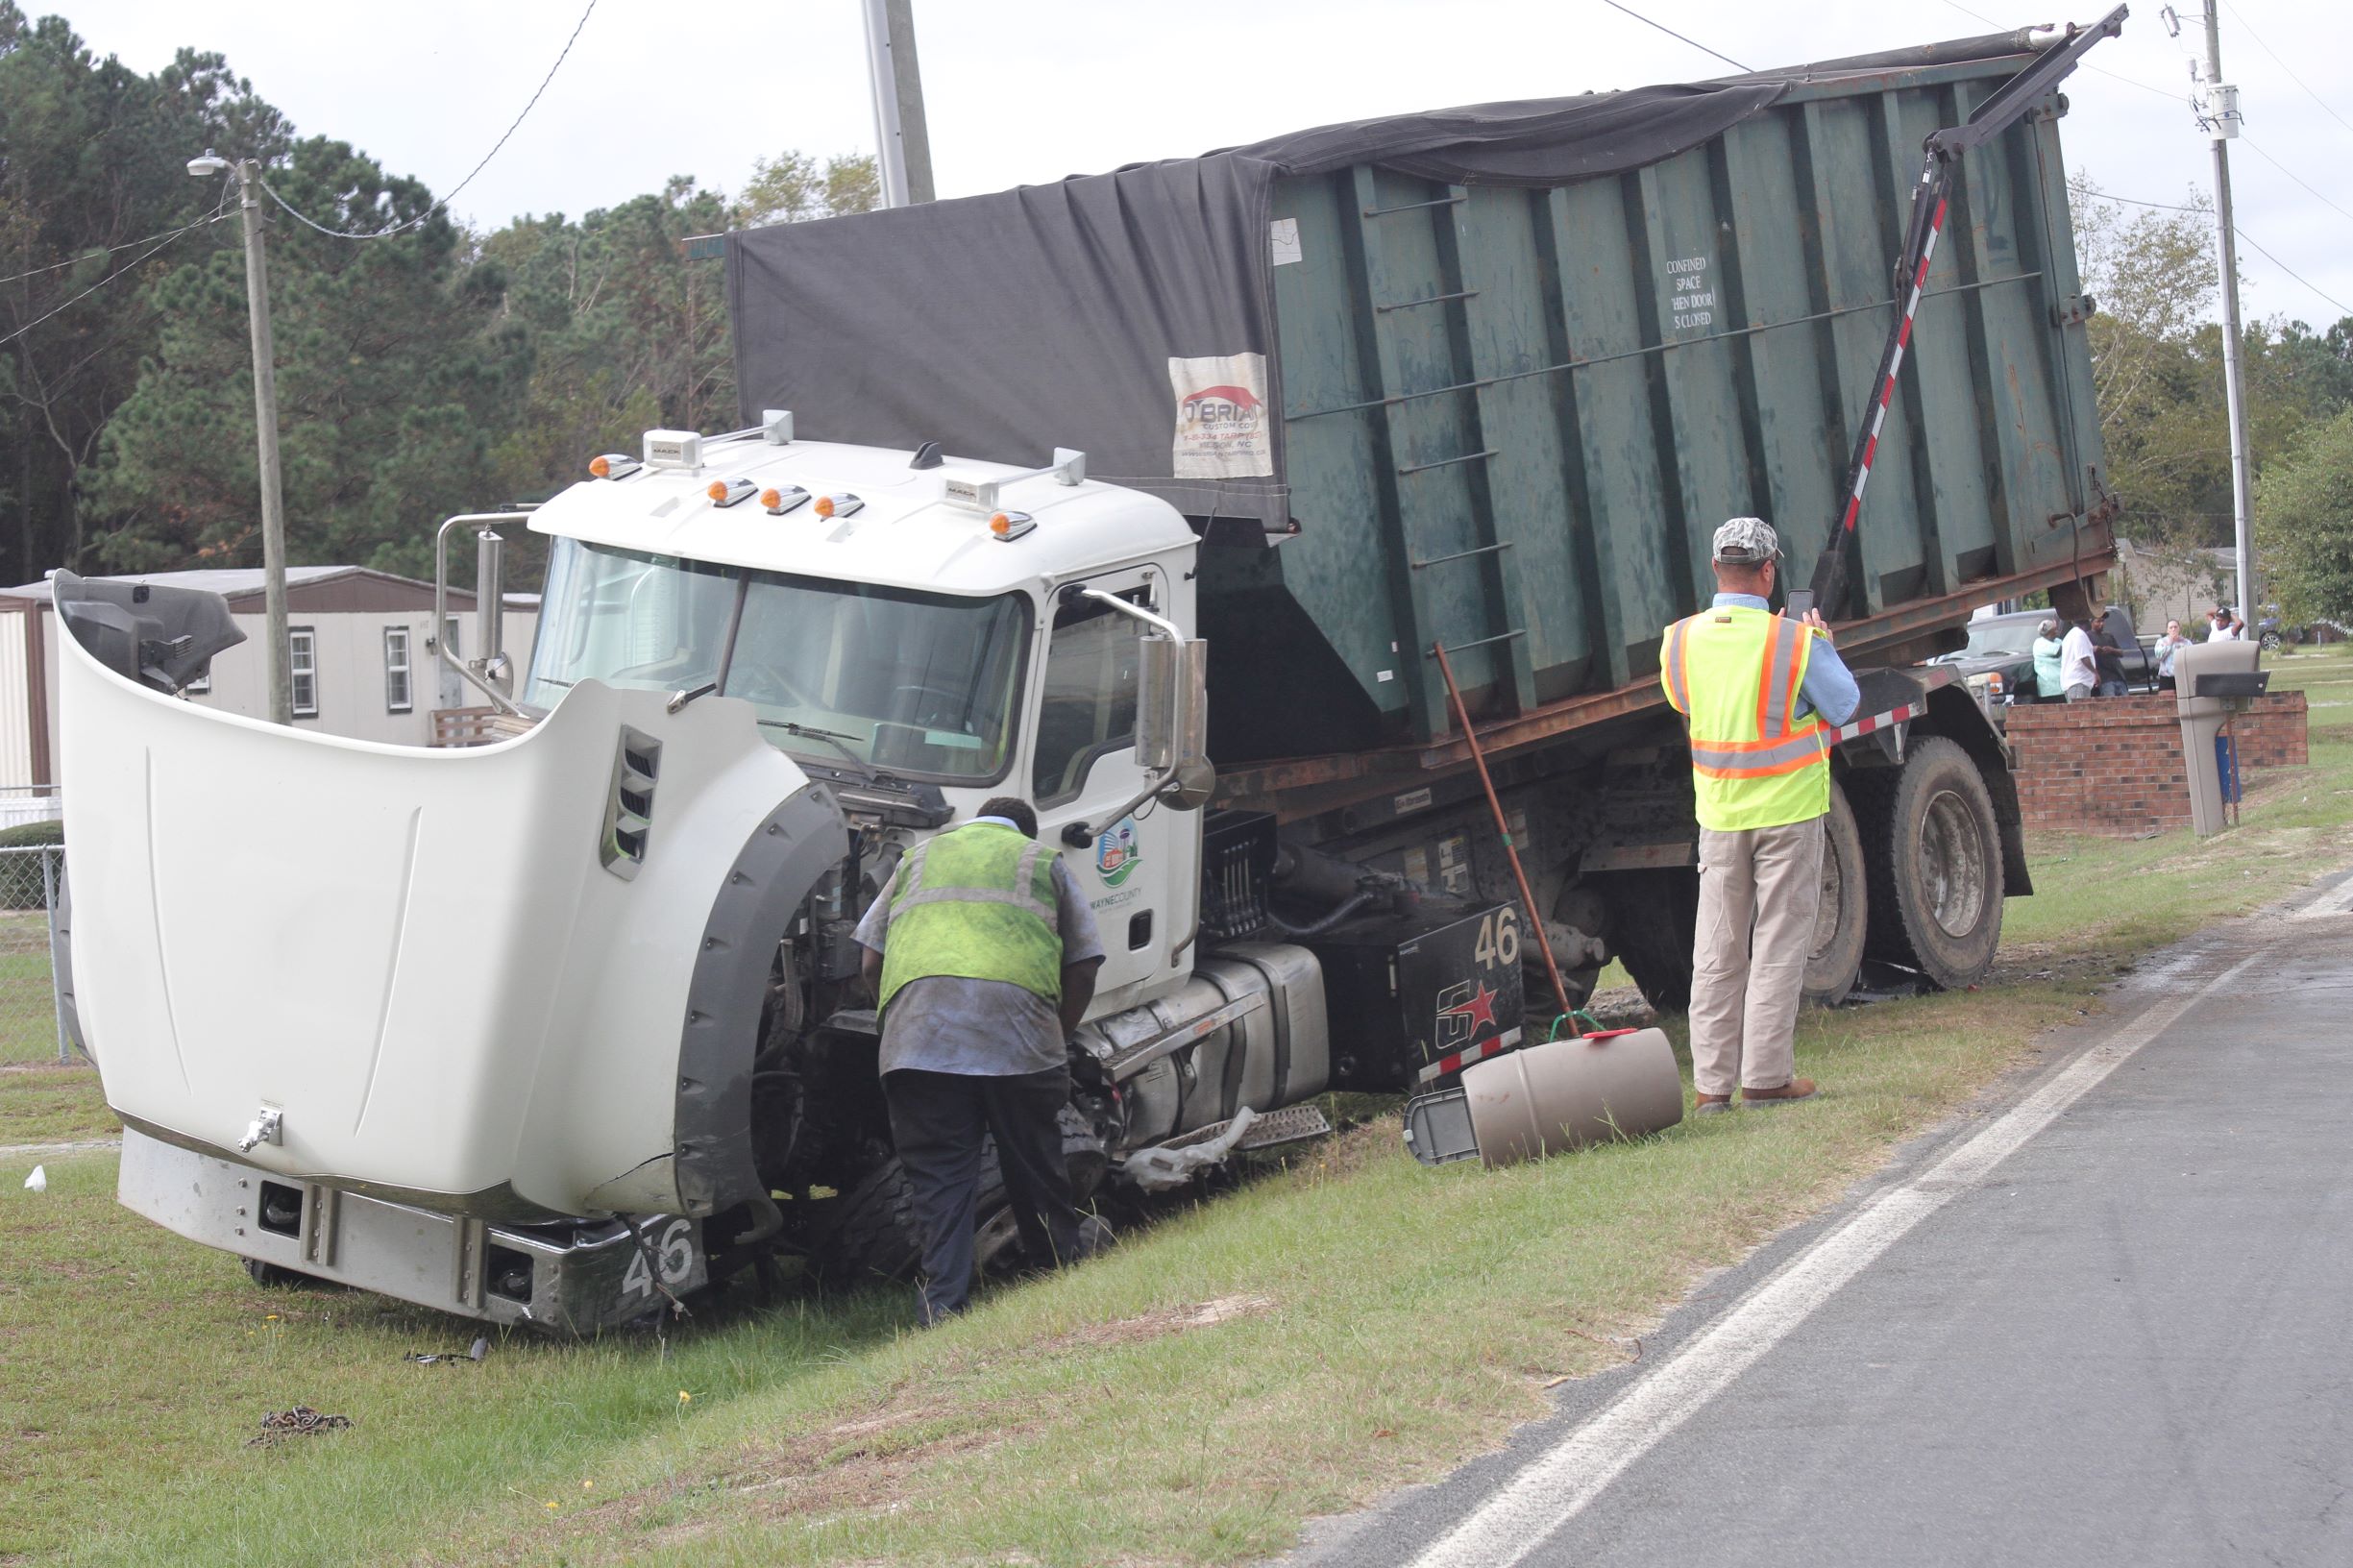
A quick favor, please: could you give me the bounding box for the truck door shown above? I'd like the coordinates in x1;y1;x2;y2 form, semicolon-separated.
1029;568;1189;1004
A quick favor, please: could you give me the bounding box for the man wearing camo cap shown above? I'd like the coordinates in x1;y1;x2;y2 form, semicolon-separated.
1658;518;1859;1111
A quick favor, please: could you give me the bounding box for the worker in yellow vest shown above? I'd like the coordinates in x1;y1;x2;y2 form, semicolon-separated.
856;796;1107;1322
1660;518;1860;1111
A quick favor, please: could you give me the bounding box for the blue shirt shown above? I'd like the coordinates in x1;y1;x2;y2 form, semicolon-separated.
1712;593;1860;727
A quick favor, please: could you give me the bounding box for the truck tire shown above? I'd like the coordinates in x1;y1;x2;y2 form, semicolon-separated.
243;1258;334;1290
1605;868;1698;1013
1848;736;2004;990
1803;780;1868;1008
809;1107;1110;1286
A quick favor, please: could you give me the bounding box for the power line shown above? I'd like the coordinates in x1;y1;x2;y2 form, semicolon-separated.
262;0;601;240
2080;188;2348;316
1601;0;1750;74
0;196;233;290
0;212;230;350
2229;226;2351;315
2240;136;2353;232
2218;0;2353;141
1936;0;2185;102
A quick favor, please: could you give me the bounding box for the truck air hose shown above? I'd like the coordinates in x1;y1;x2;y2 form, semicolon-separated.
1262;890;1377;940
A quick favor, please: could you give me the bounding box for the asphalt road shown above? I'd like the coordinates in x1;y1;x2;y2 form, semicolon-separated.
1299;873;2353;1568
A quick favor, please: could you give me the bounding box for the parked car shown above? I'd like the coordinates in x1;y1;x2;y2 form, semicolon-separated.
1930;605;2157;709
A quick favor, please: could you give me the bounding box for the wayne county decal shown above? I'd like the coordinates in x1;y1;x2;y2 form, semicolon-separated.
1095;817;1142;887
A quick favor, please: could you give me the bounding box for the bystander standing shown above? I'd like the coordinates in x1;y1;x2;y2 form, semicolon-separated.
2153;619;2191;691
2060;617;2099;702
2032;619;2065;701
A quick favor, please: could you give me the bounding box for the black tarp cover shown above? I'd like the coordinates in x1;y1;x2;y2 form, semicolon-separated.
727;50;2012;528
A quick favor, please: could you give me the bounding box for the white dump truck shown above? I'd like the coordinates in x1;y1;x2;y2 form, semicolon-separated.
53;24;2124;1329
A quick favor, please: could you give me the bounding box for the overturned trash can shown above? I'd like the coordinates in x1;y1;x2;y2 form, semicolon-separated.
2173;642;2267;837
1403;1028;1683;1168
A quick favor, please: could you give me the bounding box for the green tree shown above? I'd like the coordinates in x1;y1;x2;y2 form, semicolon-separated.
0;6;286;582
734;150;878;227
81;135;527;579
2071;173;2353;554
2255;408;2353;625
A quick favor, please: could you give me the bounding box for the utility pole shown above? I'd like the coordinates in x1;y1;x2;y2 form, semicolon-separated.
862;0;935;208
2200;4;2256;626
188;152;292;723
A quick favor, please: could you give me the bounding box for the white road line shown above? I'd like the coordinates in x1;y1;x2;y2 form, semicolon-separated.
2292;878;2353;919
1407;947;2268;1568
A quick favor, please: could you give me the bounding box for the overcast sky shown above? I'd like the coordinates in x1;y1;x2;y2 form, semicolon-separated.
59;0;2353;327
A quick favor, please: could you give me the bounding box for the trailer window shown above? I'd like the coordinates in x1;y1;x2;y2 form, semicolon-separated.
1032;590;1143;803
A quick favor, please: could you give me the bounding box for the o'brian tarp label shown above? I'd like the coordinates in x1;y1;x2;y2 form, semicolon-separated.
1169;353;1274;478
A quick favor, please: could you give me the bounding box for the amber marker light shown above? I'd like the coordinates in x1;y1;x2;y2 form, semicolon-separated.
707;480;728;502
814;495;836;519
589;455;611;478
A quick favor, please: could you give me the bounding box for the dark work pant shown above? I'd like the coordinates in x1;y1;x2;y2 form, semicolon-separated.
882;1065;1080;1323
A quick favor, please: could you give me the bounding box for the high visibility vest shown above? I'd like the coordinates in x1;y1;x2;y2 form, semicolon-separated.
1660;605;1831;831
875;821;1066;1017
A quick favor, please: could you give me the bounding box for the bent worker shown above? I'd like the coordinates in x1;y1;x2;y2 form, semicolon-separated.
1660;518;1860;1112
856;796;1106;1324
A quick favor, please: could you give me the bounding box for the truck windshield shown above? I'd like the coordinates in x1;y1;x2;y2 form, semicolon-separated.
524;538;1029;782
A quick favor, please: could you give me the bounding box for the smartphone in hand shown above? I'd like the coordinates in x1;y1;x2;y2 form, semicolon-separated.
1783;588;1816;620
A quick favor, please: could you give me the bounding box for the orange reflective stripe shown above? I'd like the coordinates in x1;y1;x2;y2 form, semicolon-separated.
1662;620;1692;713
1781;627;1808;735
1760;615;1803;736
1688;723;1826;776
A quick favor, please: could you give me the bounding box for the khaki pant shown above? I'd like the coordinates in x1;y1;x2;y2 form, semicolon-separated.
1688;816;1825;1096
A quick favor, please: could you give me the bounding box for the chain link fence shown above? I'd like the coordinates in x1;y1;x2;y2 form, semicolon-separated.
0;842;69;1066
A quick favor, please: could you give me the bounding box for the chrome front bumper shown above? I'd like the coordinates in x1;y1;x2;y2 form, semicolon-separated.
117;1126;705;1333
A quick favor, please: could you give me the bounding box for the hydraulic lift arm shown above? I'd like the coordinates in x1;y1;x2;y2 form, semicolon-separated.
1809;5;2129;620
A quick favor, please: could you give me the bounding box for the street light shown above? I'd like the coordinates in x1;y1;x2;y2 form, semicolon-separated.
187;149;291;725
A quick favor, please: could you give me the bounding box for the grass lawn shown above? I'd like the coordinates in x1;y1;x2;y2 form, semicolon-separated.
4;654;2349;1567
0;915;66;1067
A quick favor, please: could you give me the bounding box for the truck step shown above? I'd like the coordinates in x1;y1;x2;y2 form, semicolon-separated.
1166;1103;1333;1154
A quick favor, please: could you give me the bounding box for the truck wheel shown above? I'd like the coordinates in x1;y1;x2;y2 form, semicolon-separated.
1803;781;1868;1008
1605;868;1698;1013
1849;737;2004;990
243;1258;333;1289
810;1108;1110;1286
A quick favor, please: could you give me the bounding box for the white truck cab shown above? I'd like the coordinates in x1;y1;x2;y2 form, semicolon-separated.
59;425;1349;1331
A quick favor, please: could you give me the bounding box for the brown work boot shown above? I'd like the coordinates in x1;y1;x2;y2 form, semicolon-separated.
1694;1091;1737;1115
1742;1078;1819;1106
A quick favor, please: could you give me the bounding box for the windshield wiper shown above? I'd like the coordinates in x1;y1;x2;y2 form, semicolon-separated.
758;719;883;785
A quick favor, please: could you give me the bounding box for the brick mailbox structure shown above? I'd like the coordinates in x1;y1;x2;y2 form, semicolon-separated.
2005;690;2309;835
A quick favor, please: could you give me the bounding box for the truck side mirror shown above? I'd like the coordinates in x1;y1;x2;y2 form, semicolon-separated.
476;527;509;696
1136;636;1210;790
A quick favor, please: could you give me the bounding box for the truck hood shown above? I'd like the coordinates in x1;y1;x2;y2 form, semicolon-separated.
56;579;843;1220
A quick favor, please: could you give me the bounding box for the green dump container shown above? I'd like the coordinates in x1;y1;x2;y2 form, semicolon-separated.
728;28;2114;768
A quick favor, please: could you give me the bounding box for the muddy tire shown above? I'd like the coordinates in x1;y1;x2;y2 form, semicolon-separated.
1848;736;2004;990
242;1258;330;1289
1605;867;1699;1013
1802;780;1868;1008
808;1106;1109;1285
